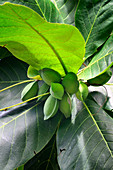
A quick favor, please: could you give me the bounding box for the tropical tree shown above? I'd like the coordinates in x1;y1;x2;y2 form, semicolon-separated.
0;0;113;169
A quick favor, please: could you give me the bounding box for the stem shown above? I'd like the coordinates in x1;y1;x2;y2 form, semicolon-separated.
83;63;87;67
0;80;34;93
0;92;50;111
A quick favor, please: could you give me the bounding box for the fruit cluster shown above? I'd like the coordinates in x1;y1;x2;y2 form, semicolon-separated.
21;68;89;120
21;68;112;120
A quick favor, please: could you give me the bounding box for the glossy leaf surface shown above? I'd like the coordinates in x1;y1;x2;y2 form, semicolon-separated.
0;3;85;75
0;57;61;170
57;99;113;170
24;135;60;170
75;0;113;58
52;0;79;25
78;35;113;80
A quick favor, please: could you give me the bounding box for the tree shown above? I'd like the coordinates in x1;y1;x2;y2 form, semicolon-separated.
0;1;113;169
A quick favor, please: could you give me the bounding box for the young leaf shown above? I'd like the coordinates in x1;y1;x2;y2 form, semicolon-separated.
0;3;85;75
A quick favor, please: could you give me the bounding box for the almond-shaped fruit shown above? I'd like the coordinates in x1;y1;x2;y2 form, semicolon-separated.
50;83;64;100
62;72;79;94
44;95;59;120
39;68;61;85
21;81;38;101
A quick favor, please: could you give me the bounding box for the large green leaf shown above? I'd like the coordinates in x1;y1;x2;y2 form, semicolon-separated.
57;99;113;170
75;0;113;59
78;35;113;80
0;57;61;170
24;135;60;170
0;3;85;75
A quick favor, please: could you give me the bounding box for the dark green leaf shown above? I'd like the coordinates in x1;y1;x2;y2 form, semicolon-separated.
24;135;60;170
78;35;113;80
0;57;61;170
0;47;12;59
52;0;79;25
75;0;113;59
57;99;113;170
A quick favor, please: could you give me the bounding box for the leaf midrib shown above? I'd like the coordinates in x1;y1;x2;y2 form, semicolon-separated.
83;101;113;158
85;1;104;45
5;3;68;74
78;50;113;78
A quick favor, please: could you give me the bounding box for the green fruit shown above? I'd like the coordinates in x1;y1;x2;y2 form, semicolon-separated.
59;93;71;118
37;82;49;102
21;81;38;101
62;72;79;94
87;69;112;86
44;95;59;120
39;68;61;85
50;83;64;100
76;82;88;101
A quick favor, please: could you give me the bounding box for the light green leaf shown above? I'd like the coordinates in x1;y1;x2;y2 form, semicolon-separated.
57;99;113;170
78;35;113;80
0;3;85;75
0;57;61;170
75;0;113;59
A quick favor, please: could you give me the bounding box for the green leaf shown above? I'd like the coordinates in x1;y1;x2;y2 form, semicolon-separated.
0;47;12;59
16;164;24;170
52;0;79;25
0;3;85;75
0;57;61;170
78;35;113;80
0;57;29;109
75;0;113;59
24;135;60;170
0;0;77;24
57;99;113;170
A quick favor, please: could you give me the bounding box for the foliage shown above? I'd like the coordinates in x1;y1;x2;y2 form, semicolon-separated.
0;0;113;170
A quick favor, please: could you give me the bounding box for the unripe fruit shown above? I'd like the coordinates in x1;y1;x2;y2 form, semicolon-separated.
37;82;49;102
87;69;112;86
62;72;79;94
76;82;88;101
39;68;61;85
50;83;64;100
59;93;71;118
44;95;59;120
21;81;38;101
